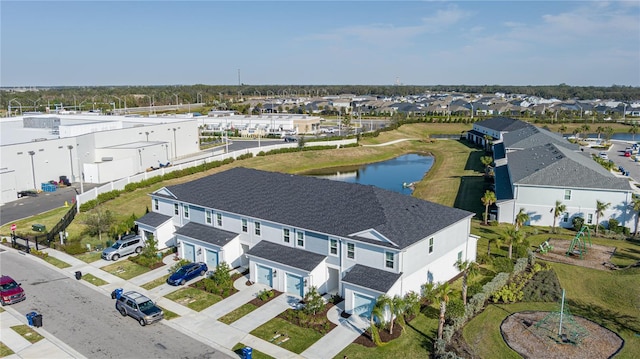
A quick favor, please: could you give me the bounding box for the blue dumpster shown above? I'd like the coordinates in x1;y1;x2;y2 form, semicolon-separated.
242;346;252;359
26;311;37;326
111;288;123;300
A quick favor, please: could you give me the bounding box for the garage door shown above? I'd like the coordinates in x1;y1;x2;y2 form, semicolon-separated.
286;273;303;297
256;265;273;287
183;243;195;262
353;293;376;318
206;249;218;270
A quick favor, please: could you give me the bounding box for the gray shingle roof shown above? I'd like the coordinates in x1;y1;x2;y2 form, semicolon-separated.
160;168;473;249
135;211;172;227
474;117;530;132
175;222;238;247
507;143;630;190
503;125;578;151
342;264;402;293
246;241;326;272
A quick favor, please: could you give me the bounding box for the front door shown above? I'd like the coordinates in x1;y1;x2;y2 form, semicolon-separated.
286;273;303;297
183;243;195;262
206;249;218;270
256;265;273;287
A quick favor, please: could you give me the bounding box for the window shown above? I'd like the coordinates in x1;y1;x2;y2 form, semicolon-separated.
562;212;569;223
329;238;338;255
428;237;434;254
183;204;189;219
154;198;158;211
297;231;304;247
254;222;261;236
347;243;355;259
283;228;290;243
385;252;394;269
457;251;463;262
216;213;222;227
174;203;179;215
205;210;212;224
242;219;248;232
564;189;572;200
587;213;593;224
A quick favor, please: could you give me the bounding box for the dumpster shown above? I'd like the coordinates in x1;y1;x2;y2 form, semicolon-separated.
75;271;82;280
111;288;123;300
32;224;46;232
26;312;37;326
32;313;43;328
242;346;252;359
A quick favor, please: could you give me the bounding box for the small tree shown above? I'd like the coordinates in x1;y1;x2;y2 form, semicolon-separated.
502;225;525;259
455;260;479;305
515;208;529;231
481;190;497;225
141;233;158;258
370;295;391;346
435;283;452;341
552;200;566;233
211;262;232;288
389;295;407;335
403;291;421;319
595;200;611;236
630;124;639;141
302;286;324;315
632;196;640;236
82;208;115;243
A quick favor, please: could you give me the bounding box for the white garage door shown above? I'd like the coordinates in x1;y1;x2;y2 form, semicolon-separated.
183;243;195;262
353;293;376;318
286;273;303;297
206;249;218;270
256;265;273;287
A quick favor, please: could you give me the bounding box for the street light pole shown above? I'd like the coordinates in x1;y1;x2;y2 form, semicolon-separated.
67;145;75;182
28;151;36;190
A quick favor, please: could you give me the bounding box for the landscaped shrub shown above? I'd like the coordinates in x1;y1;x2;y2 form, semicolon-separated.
62;240;87;255
493;257;514;273
257;289;274;301
522;269;562;302
445;298;465;323
573;216;585;231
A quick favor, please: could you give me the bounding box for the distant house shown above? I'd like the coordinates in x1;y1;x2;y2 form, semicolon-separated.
491;122;635;231
466;117;530;149
135;167;477;317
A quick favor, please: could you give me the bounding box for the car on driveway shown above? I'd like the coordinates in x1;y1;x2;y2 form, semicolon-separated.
115;291;164;326
101;235;144;261
0;275;26;306
166;262;208;286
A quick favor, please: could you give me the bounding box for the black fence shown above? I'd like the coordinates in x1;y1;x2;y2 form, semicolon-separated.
21;202;78;249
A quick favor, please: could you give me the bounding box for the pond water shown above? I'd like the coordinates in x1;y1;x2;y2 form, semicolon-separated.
305;153;434;195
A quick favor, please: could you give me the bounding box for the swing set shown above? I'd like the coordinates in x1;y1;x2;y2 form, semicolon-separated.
565;225;592;259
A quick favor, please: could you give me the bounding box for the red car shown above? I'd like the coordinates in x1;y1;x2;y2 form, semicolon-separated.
0;275;26;306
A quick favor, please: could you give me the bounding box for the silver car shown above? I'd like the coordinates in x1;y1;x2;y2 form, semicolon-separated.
115;291;164;326
101;235;143;261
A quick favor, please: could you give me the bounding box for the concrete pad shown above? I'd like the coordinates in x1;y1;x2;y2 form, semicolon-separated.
230;294;293;333
200;283;267;319
155;297;195;317
18;338;77;359
241;334;303;359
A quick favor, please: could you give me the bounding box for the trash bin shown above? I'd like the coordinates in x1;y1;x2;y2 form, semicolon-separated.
75;271;82;280
32;313;43;328
111;288;123;300
242;346;252;359
32;224;46;232
26;312;37;326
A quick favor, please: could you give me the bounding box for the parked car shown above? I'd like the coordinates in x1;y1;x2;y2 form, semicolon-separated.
101;235;144;261
598;152;608;160
115;291;163;326
166;262;208;286
0;275;26;306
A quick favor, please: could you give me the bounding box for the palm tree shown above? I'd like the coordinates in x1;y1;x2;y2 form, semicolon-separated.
632;196;640;236
481;190;497;225
369;295;390;346
559;124;567;135
502;225;525;259
480;156;493;169
595;126;605;140
552;200;566;234
389;295;407;335
595;200;611;236
486;236;502;257
515;208;529;230
421;282;437;306
455;260;479;305
630;124;639;141
434;282;452;341
580;124;591;139
604;126;615;142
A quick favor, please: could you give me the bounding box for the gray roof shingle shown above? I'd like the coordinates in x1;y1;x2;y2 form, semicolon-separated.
474;117;530;132
246;241;326;272
159;168;473;249
502;125;578;151
175;222;238;247
507;143;630;190
342;264;402;293
136;211;172;227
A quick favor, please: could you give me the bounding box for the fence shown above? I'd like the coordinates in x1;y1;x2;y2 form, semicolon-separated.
75;139;356;209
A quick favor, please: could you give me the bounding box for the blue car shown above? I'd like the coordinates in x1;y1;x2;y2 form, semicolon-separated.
166;262;208;286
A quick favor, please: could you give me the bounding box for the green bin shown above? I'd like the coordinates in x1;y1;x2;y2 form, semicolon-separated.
32;224;46;232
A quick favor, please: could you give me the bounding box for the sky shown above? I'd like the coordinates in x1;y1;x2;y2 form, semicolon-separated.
1;1;639;87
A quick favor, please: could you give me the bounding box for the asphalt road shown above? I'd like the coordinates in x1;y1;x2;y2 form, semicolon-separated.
583;140;640;185
1;249;232;359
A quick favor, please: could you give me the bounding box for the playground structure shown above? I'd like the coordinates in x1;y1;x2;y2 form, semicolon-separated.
566;225;592;259
538;240;553;254
533;289;590;346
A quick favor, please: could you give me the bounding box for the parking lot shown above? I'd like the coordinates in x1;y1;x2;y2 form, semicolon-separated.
583;139;640;191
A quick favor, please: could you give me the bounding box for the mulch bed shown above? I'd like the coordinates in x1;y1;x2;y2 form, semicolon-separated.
248;290;283;307
501;311;624;359
537;239;616;271
352;319;404;347
278;303;338;334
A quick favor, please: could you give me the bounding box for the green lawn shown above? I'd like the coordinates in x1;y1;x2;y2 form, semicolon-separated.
100;260;151;280
164;287;222;312
251;317;324;354
232;343;274;359
141;274;169;290
0;341;14;357
74;251;102;263
11;325;44;344
42;255;71;269
157;306;179;320
218;303;258;324
81;273;108;286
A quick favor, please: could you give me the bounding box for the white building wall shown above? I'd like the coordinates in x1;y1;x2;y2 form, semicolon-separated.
341;240;398;274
